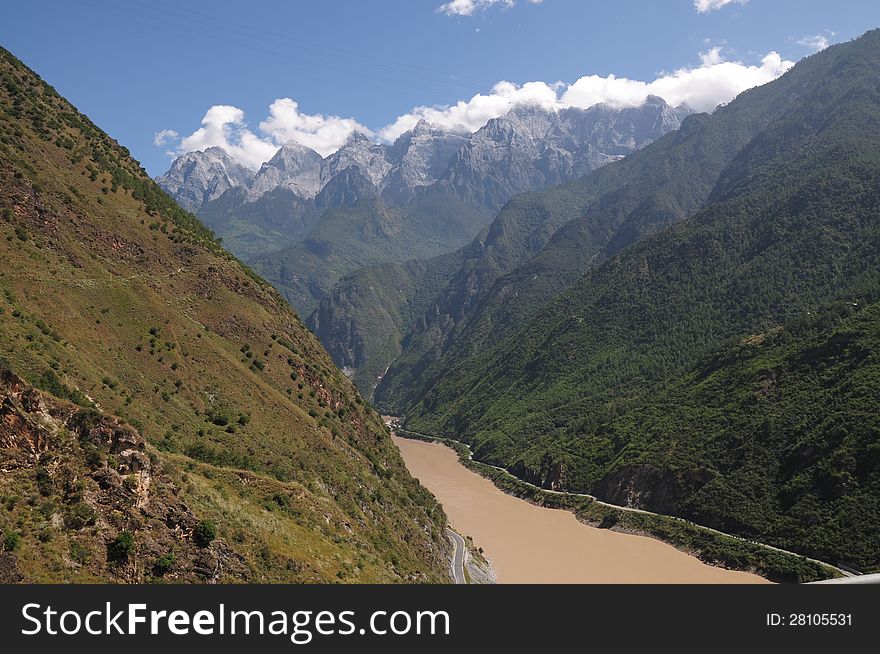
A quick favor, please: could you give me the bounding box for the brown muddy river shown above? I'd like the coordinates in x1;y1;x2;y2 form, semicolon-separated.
393;436;769;584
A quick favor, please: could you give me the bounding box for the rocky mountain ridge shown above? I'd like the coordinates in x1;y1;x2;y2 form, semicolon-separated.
156;146;255;213
158;97;690;242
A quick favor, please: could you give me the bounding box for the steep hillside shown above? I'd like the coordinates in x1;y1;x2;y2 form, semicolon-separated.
308;250;465;393
0;47;449;583
399;31;880;570
250;190;490;316
374;68;788;409
595;300;880;572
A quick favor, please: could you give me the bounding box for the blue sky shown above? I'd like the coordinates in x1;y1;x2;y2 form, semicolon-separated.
1;0;877;175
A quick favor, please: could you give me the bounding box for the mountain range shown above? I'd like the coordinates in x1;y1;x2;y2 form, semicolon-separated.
158;97;689;315
317;30;880;572
6;23;878;585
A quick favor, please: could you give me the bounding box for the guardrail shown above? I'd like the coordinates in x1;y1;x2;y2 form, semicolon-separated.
810;574;880;584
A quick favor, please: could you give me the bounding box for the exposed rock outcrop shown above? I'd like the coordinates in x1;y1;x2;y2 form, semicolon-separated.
0;367;246;583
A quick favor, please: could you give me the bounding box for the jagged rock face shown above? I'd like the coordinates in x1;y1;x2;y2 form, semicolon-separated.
249;140;323;200
593;464;704;515
555;96;689;155
441;97;688;209
155;146;254;212
383;120;469;201
319;131;393;191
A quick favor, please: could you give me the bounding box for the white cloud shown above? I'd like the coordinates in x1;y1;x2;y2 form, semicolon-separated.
633;50;793;111
153;129;178;147
381;48;794;140
699;46;725;66
437;0;542;17
378;80;561;140
694;0;747;13
160;48;795;167
160;102;369;169
798;32;835;52
171;105;275;169
258;98;372;157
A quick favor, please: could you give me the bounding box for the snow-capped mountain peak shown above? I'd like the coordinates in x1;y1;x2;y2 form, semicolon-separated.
248;139;323;199
158;99;691;216
155;147;255;212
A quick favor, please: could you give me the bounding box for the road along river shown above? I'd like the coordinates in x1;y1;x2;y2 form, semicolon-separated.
393;436;770;584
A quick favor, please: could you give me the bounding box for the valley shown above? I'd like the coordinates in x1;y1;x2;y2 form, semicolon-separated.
2;3;879;590
155;29;880;581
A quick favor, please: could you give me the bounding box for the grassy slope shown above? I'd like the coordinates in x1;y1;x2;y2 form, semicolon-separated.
402;32;880;570
0;46;449;583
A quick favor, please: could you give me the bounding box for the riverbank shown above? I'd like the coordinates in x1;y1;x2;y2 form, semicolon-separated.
390;423;842;583
395;436;769;583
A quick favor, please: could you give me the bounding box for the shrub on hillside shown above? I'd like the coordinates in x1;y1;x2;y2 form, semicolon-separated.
107;531;135;561
193;520;216;548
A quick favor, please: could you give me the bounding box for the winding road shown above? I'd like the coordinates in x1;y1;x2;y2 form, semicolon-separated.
447;528;467;584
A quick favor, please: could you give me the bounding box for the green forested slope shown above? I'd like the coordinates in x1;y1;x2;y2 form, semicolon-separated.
374;27;826;412
307;249;465;393
401;31;880;570
594;300;880;571
196;186;320;261
250;190;491;316
0;47;449;583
